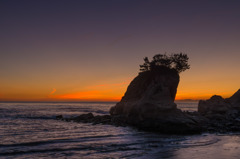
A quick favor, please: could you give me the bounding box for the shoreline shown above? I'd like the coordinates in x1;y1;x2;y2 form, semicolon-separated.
56;107;240;135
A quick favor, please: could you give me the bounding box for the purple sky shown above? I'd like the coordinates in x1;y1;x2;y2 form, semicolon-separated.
1;0;240;101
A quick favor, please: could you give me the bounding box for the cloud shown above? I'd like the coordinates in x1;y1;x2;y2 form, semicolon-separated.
50;88;56;95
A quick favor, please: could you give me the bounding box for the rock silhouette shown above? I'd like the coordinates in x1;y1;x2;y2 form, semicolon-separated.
109;66;202;134
110;67;179;116
198;95;231;114
57;88;240;134
198;90;240;115
228;89;240;109
197;90;240;133
56;53;240;134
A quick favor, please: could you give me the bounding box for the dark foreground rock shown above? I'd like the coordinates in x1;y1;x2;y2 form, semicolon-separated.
110;67;180;117
56;67;200;134
56;59;240;135
59;113;113;125
56;111;202;134
56;109;240;134
198;95;231;114
56;89;240;134
227;89;240;109
107;67;204;134
198;90;240;115
197;89;240;133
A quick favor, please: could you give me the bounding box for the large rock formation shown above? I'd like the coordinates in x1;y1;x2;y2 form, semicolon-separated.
110;67;179;117
109;67;202;134
57;79;240;134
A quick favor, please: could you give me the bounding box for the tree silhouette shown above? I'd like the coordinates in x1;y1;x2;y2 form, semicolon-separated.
140;53;190;73
139;57;150;72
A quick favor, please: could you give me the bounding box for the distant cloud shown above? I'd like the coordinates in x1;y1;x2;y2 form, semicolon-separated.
50;88;56;95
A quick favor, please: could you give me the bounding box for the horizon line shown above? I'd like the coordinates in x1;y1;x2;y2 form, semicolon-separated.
0;99;200;103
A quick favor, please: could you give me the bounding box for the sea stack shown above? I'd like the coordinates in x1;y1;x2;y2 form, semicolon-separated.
110;67;180;118
109;53;201;134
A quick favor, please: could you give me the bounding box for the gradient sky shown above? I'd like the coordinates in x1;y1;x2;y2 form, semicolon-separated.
1;0;240;101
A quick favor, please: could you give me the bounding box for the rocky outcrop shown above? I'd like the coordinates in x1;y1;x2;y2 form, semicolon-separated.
198;95;231;114
198;89;240;115
109;67;203;134
57;89;240;134
56;67;204;134
110;67;179;117
55;60;240;134
58;113;113;125
227;89;240;109
196;90;240;133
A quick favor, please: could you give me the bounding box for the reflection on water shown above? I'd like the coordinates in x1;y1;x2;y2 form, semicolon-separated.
0;102;240;158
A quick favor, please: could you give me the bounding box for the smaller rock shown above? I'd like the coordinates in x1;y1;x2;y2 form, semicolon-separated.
226;109;239;119
56;115;63;120
73;113;94;122
198;95;231;114
92;115;111;124
228;89;240;109
111;115;127;126
205;113;226;121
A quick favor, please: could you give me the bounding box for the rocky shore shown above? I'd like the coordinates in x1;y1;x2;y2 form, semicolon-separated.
56;66;240;134
56;94;240;134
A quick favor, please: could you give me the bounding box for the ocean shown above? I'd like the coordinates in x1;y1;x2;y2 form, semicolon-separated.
1;102;240;159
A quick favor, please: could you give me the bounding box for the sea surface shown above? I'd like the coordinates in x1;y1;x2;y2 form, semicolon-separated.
1;102;240;159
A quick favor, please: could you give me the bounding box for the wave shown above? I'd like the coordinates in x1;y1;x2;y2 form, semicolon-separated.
0;135;219;158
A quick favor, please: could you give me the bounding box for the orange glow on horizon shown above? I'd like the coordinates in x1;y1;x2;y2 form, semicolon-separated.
0;78;238;102
0;90;234;102
51;90;121;101
175;91;234;100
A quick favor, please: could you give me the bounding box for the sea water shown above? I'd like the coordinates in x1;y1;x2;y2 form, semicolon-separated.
1;102;240;159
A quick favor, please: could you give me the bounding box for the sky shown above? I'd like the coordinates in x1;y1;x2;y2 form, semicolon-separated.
1;0;240;102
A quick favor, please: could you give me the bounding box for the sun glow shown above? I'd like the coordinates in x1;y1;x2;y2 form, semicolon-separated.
51;90;121;101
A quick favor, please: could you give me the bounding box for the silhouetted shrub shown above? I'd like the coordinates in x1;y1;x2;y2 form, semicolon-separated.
140;53;190;73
